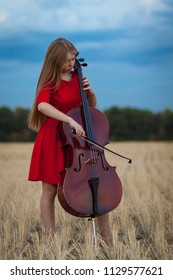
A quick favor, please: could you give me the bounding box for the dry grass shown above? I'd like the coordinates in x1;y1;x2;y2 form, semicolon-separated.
0;142;173;260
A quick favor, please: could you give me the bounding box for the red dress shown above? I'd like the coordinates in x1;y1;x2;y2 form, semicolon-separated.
28;71;82;184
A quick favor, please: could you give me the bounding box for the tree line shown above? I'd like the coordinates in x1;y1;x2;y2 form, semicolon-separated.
0;106;173;142
104;106;173;141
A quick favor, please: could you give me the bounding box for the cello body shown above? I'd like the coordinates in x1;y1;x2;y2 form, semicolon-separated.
58;106;122;217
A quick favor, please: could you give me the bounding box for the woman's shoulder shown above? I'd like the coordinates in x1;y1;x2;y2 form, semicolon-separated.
37;84;54;104
39;83;54;92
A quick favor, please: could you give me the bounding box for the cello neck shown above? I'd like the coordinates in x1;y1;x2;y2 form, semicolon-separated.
75;58;95;141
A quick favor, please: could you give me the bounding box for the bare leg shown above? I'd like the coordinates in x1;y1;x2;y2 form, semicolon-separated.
40;182;57;237
97;213;113;246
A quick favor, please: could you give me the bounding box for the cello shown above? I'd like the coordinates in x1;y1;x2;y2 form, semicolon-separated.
58;57;131;220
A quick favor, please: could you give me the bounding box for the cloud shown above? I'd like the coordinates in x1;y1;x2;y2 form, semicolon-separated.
0;0;172;36
0;0;173;111
1;0;172;65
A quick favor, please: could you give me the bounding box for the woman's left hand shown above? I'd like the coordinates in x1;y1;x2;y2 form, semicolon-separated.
82;76;94;94
82;76;97;107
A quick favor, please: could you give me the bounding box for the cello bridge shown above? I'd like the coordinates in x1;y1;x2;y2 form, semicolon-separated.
85;157;99;164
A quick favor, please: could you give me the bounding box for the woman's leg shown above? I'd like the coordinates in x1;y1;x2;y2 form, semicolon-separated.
97;213;113;246
40;182;57;237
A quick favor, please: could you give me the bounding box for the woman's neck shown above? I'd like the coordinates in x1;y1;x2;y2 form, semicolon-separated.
61;72;72;81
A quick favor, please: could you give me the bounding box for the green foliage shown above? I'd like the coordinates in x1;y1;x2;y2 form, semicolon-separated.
0;106;36;142
0;106;173;142
104;106;173;141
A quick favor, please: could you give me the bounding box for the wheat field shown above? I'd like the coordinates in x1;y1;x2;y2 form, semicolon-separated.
0;142;173;260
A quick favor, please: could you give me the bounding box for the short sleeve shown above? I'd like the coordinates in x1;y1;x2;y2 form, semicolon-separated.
37;89;51;105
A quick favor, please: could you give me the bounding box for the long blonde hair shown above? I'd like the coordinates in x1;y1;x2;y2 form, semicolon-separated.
28;38;78;131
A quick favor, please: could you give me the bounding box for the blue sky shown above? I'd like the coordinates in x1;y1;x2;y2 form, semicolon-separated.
0;0;173;112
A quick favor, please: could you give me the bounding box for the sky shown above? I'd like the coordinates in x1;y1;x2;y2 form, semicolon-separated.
0;0;173;112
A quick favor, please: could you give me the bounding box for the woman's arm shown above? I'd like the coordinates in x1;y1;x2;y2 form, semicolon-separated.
82;77;97;107
38;102;85;136
87;90;97;107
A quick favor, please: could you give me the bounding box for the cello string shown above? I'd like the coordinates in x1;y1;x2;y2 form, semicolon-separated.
77;57;99;178
85;101;99;178
84;102;96;178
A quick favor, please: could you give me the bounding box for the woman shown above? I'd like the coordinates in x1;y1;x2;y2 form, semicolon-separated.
28;38;113;246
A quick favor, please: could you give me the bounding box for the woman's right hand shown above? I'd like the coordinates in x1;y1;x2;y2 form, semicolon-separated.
67;117;85;137
38;102;85;137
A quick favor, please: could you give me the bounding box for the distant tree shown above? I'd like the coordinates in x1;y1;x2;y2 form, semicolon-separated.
157;109;173;140
104;106;173;141
103;107;122;140
0;106;36;142
12;107;34;141
0;106;14;141
0;106;173;142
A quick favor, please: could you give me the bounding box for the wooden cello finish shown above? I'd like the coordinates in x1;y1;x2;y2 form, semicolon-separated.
58;58;122;218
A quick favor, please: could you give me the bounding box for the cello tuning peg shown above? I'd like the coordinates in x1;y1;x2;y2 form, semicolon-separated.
81;63;87;67
79;58;85;62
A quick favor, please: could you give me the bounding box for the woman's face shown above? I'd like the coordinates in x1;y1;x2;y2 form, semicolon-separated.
61;52;76;73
